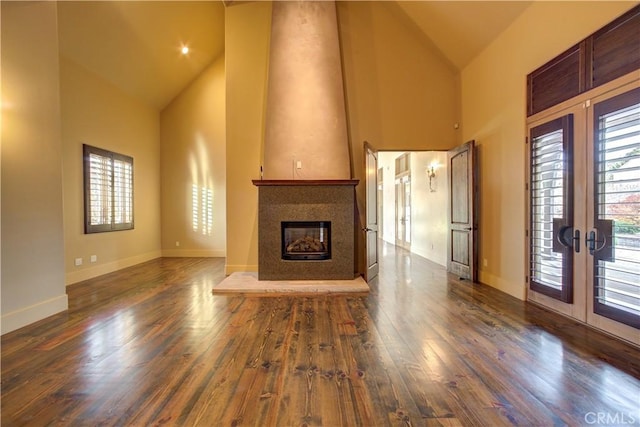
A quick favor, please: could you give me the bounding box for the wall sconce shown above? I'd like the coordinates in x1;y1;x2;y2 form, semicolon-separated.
426;164;437;192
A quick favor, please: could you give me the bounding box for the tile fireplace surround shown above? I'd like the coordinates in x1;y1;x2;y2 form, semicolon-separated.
253;180;358;280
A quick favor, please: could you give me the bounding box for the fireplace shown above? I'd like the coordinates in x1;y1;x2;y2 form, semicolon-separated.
282;221;331;260
253;180;357;280
251;2;355;281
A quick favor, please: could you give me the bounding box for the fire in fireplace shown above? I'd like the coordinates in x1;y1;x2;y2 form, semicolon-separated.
281;221;331;260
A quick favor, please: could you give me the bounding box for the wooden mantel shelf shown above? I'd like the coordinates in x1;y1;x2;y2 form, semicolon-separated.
252;179;359;186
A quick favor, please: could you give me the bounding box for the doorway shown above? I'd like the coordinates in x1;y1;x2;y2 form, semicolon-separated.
377;150;449;267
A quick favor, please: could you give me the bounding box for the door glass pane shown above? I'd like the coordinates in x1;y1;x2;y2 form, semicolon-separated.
594;93;640;328
451;151;469;224
529;116;574;302
404;176;411;244
395;179;404;246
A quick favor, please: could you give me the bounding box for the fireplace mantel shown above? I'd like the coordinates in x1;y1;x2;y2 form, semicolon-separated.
253;179;359;187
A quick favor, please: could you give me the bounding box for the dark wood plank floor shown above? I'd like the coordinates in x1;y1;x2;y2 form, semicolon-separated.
2;242;639;426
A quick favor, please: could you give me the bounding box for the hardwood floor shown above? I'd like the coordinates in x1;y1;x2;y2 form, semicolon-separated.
2;242;639;426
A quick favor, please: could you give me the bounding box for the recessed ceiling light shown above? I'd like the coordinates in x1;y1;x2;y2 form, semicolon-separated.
181;45;190;55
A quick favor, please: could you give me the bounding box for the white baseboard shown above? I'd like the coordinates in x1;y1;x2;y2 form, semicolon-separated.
225;264;258;275
1;293;68;335
65;250;162;285
162;249;226;258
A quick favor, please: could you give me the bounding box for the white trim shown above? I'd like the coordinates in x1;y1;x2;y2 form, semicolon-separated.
65;250;162;285
1;294;68;335
161;249;225;258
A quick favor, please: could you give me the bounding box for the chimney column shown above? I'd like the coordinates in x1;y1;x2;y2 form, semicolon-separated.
263;0;351;180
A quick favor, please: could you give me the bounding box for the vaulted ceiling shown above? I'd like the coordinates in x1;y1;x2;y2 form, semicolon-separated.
395;1;532;69
58;1;226;109
58;1;532;110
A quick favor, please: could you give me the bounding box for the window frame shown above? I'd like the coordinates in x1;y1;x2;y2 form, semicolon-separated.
83;144;134;234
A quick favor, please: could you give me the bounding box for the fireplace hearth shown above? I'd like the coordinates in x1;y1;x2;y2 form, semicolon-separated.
253;180;358;280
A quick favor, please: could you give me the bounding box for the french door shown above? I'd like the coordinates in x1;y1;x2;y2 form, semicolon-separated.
527;76;639;345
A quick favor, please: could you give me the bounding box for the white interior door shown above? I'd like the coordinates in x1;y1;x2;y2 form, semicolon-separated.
364;143;379;282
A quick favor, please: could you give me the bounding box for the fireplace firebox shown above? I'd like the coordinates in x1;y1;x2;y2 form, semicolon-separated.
282;221;331;260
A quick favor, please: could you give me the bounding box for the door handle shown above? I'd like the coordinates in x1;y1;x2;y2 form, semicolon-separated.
573;229;580;253
585;230;603;255
585;220;614;261
553;218;579;253
362;227;373;232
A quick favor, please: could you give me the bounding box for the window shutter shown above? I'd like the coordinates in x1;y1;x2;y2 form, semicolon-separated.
84;145;134;233
529;115;574;302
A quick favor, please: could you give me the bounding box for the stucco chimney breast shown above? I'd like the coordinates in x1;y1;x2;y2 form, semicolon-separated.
263;0;350;180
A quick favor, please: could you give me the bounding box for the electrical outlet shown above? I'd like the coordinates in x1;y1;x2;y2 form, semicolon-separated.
75;257;83;266
175;241;180;247
483;258;488;267
90;255;97;263
296;160;302;169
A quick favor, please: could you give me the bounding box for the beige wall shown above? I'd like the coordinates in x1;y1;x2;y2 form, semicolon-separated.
460;1;636;299
338;2;458;153
224;1;272;274
411;151;449;266
1;2;68;333
60;57;162;285
160;56;226;257
337;1;459;273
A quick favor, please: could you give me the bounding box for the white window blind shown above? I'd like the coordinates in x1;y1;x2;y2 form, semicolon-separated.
531;129;566;292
